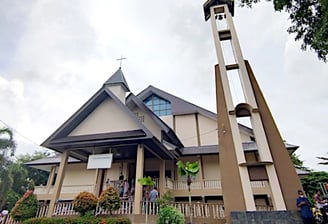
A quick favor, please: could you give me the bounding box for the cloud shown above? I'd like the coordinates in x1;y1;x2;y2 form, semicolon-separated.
0;0;327;172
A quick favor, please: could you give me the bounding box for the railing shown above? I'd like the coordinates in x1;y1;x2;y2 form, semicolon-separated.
251;181;267;188
166;178;222;190
96;200;134;215
34;201;273;221
36;200;135;217
174;202;225;219
53;201;78;216
1;215;20;224
166;178;268;191
139;201;225;219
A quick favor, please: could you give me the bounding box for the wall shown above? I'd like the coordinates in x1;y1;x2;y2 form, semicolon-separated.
69;98;139;136
62;163;96;186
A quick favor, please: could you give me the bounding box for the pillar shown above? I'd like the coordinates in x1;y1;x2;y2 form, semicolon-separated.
47;151;69;217
134;144;144;214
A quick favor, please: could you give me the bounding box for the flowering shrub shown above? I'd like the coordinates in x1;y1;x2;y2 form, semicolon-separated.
73;191;98;216
157;206;185;224
98;186;121;215
11;190;39;221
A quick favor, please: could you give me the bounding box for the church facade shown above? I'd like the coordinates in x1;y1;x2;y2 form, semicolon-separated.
26;68;300;218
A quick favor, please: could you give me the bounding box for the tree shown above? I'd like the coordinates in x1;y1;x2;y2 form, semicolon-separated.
11;190;38;222
0;127;16;209
239;0;328;62
301;171;328;204
290;153;310;171
0;127;16;159
98;186;121;215
73;191;98;216
176;160;200;224
317;154;328;165
16;151;50;186
157;206;185;224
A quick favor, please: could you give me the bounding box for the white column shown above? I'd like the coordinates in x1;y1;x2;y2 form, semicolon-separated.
159;160;166;197
134;144;144;214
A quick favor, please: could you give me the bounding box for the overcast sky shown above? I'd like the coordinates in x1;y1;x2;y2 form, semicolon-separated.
0;0;327;171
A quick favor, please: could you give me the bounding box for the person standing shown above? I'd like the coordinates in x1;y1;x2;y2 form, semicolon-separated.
315;190;328;223
149;186;158;214
296;190;314;224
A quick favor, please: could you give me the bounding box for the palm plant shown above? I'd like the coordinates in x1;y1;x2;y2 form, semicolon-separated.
176;160;200;224
0;127;16;209
0;127;16;163
138;176;155;224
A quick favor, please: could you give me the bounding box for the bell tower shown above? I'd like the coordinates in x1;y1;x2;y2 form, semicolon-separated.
203;0;303;221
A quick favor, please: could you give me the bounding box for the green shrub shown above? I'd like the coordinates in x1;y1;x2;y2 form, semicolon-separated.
157;191;174;208
99;186;121;215
73;191;98;216
157;206;185;224
22;216;131;224
11;190;39;221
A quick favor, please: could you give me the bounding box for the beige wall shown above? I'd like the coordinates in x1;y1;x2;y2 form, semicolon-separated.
164;113;250;148
132;108;162;140
202;155;221;180
62;163;97;186
104;162;122;181
161;115;174;128
198;115;218;145
106;85;126;103
69;98;139;136
175;114;198;146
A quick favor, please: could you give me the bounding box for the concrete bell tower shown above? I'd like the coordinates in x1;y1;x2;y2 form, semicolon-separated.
203;0;303;222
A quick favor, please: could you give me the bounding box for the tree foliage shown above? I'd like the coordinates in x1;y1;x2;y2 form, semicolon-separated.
73;191;98;216
239;0;328;61
0;127;16;159
290;153;310;171
176;160;200;224
16;151;51;186
0;127;16;209
176;160;200;187
157;206;185;224
317;153;328;165
301;171;328;203
11;190;38;222
98;186;121;215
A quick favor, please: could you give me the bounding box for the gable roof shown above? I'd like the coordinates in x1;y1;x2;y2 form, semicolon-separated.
41;86;158;160
137;85;216;117
104;68;130;92
137;85;254;136
41;72;183;161
126;93;184;153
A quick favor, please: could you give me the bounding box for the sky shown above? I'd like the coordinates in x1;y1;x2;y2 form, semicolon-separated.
0;0;327;171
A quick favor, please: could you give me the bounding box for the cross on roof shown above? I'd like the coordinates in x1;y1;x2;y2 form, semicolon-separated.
116;56;127;68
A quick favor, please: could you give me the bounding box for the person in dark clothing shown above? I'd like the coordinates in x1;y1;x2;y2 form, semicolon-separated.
296;190;315;224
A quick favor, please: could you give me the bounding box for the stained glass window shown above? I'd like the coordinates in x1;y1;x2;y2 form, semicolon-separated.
143;95;172;116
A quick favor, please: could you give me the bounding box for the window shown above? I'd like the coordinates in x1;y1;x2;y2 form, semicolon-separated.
143;95;172;116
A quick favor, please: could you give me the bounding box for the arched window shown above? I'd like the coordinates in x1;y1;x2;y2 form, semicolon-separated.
143;95;172;116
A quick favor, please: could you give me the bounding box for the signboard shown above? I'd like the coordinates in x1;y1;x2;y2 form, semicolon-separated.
87;153;113;169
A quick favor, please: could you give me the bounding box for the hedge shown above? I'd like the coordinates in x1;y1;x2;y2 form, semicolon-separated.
22;216;131;224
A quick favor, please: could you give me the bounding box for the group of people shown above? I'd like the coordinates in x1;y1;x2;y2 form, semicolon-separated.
297;189;328;224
